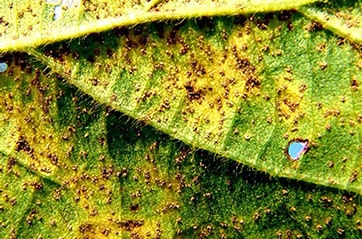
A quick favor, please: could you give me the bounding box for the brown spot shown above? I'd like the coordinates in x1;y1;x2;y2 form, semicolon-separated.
278;10;295;21
324;109;340;117
79;223;92;233
256;18;269;30
7;157;16;169
106;48;113;57
245;76;261;91
130;204;139;211
287;22;294;31
319;61;328;70
87;55;95;63
236;58;255;74
306;22;323;32
119;220;144;231
167;29;178;45
234;15;247;26
15;136;32;154
283;98;299;112
184;81;204;101
125;37;138;49
30;181;43;190
351;79;359;91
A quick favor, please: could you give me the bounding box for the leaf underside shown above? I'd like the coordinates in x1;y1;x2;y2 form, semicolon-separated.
1;0;362;238
0;0;320;51
30;11;362;194
0;53;362;238
300;1;362;44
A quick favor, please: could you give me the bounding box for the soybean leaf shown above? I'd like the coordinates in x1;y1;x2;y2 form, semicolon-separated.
1;53;362;238
0;0;319;51
300;0;362;44
30;11;362;194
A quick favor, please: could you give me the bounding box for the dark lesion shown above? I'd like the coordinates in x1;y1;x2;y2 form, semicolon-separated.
351;79;359;91
184;81;204;102
119;220;144;231
245;76;261;92
232;49;261;93
15;136;33;154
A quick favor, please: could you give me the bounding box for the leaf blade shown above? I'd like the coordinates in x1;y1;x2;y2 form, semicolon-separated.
29;12;362;193
0;0;320;51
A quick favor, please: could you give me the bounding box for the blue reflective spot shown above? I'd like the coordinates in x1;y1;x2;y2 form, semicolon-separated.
287;140;308;160
0;62;8;73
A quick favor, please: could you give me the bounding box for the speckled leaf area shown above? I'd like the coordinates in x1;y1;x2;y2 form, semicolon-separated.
0;0;319;51
300;0;362;44
2;56;362;238
32;12;362;193
246;15;362;192
0;54;120;238
0;54;184;238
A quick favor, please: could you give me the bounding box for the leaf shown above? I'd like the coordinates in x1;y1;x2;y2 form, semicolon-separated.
30;10;362;193
1;1;362;237
1;53;362;238
300;1;362;44
0;0;319;51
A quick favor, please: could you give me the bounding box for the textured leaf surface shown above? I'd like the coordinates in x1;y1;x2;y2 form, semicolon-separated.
30;11;362;193
300;0;362;44
0;0;318;51
1;0;362;238
1;54;362;238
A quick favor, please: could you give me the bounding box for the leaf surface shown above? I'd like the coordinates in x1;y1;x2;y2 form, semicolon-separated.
0;0;319;51
300;0;362;44
1;1;362;237
1;53;362;238
30;11;362;193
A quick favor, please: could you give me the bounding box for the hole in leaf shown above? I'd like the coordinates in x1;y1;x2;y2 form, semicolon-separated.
286;139;309;161
0;62;8;73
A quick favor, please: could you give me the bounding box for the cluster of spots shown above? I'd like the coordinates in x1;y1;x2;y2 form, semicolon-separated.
1;50;362;238
0;54;73;177
0;54;142;238
81;0;152;20
34;11;362;195
42;16;267;149
3;126;362;239
302;18;361;184
304;0;362;42
171;150;362;238
105;112;202;238
1;1;57;40
273;66;306;124
1;0;146;45
239;12;362;190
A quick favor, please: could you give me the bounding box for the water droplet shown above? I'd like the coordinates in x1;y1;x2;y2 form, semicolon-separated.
0;62;8;73
286;139;308;161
